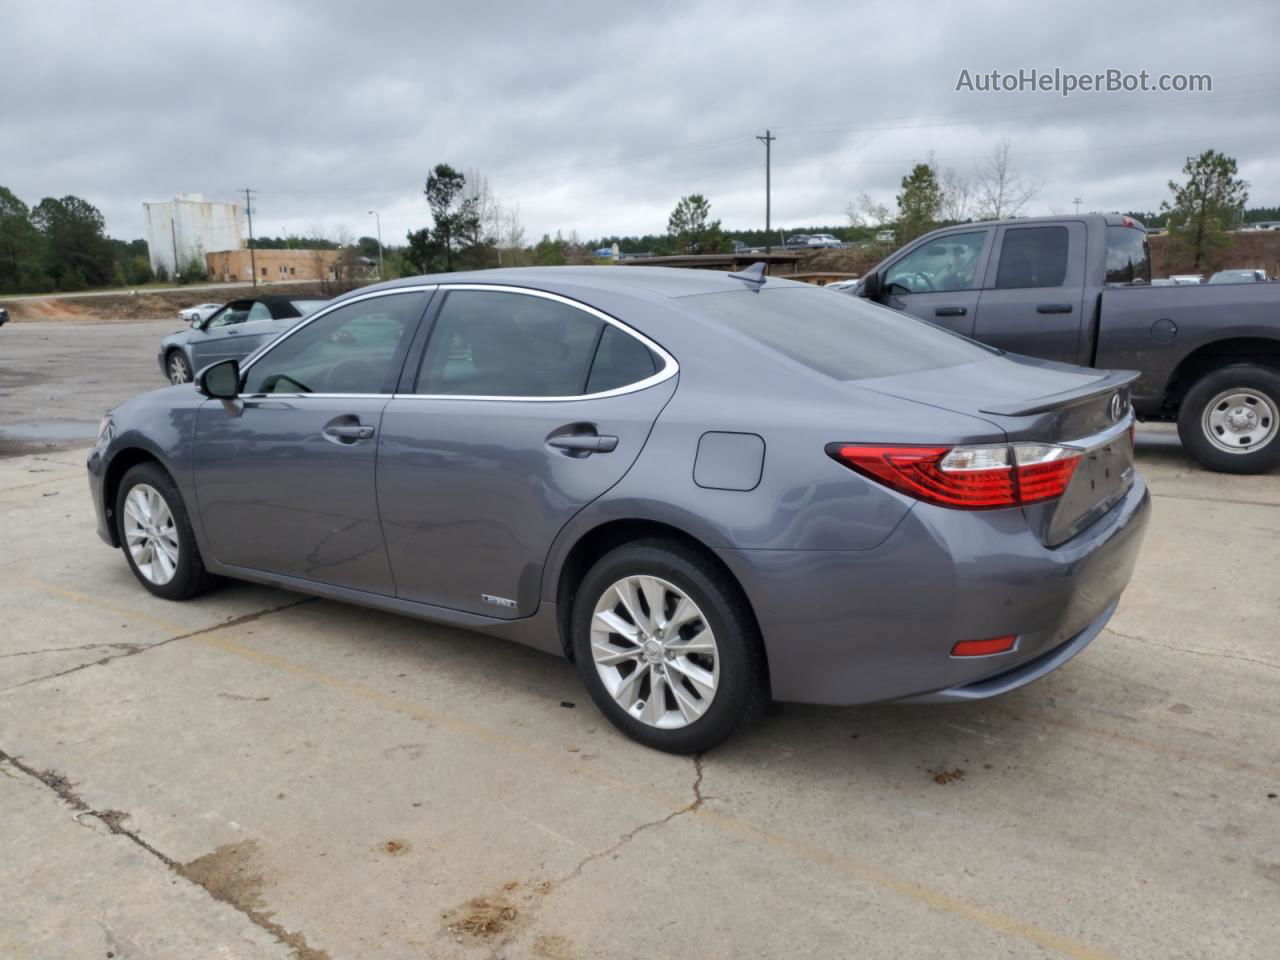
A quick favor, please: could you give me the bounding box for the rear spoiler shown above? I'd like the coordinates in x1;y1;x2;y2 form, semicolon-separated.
979;369;1139;417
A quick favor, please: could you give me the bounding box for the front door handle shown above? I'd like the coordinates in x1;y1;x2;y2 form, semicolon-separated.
1036;303;1073;314
324;424;375;441
935;306;967;317
548;434;618;453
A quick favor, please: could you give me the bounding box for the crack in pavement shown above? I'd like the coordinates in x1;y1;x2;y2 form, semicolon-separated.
1107;627;1280;671
0;753;329;960
0;597;317;694
0;642;142;660
554;754;706;889
1151;491;1279;509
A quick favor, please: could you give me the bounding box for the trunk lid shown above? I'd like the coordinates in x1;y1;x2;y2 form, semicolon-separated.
856;354;1138;546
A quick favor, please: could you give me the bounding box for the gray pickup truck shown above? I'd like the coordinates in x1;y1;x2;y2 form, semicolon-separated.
852;214;1280;473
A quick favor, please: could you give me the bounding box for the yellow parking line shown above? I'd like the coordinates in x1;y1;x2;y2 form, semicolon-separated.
11;576;191;634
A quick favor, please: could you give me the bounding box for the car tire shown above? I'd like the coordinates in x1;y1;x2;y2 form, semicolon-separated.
116;462;220;600
166;350;193;384
571;538;768;754
1177;364;1280;474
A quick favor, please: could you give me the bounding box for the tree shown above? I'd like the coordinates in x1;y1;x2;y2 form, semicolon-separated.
973;140;1040;220
667;194;724;254
29;195;115;290
0;186;48;293
895;162;943;244
421;163;482;271
939;166;973;223
1161;149;1250;272
532;232;568;266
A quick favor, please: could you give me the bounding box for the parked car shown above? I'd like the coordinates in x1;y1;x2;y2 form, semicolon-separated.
806;234;843;248
178;303;223;324
158;296;328;384
0;305;8;327
848;214;1280;473
90;266;1149;753
1168;274;1204;285
823;278;861;291
1208;269;1269;284
784;234;810;247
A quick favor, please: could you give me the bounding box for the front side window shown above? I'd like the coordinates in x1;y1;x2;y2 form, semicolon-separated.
207;301;252;328
416;290;605;397
245;301;272;322
884;230;987;293
994;226;1069;289
1104;226;1151;284
243;292;426;395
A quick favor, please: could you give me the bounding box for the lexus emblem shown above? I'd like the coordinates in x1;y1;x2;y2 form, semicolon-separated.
1109;393;1124;422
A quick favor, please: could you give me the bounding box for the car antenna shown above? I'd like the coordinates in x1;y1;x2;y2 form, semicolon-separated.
728;261;767;290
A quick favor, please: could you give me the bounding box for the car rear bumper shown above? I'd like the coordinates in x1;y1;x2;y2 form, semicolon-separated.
717;474;1150;705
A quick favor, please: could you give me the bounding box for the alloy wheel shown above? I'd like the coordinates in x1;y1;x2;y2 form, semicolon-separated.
123;484;180;584
168;353;192;384
590;575;719;729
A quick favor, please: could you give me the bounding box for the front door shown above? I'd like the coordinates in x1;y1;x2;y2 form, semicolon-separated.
191;289;431;594
377;287;678;618
880;228;992;337
973;221;1087;365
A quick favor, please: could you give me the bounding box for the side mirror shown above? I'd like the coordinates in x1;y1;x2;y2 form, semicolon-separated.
196;359;241;399
860;271;883;300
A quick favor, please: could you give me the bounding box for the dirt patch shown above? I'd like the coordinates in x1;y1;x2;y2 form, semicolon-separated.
443;888;522;941
930;768;966;785
534;933;577;959
179;841;330;960
4;282;326;324
381;839;409;856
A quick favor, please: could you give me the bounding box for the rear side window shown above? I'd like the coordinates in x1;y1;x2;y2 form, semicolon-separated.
1104;226;1151;284
418;290;604;397
691;287;993;381
995;227;1068;289
586;324;658;393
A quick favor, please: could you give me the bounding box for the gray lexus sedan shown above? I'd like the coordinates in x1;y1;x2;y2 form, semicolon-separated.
89;266;1150;753
158;295;328;384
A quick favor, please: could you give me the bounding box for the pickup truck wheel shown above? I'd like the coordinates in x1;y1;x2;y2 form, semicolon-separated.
1178;364;1280;474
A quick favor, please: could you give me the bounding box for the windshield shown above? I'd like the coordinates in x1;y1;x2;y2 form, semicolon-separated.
291;299;329;314
689;286;994;381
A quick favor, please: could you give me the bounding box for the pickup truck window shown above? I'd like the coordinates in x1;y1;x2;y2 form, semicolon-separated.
695;287;993;381
995;226;1068;289
883;231;986;293
1105;226;1151;284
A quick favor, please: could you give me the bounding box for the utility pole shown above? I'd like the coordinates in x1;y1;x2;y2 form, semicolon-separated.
243;188;258;287
1073;197;1082;215
169;217;179;281
756;129;776;252
368;210;384;279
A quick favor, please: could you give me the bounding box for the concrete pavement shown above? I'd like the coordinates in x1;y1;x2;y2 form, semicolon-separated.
1;438;1277;959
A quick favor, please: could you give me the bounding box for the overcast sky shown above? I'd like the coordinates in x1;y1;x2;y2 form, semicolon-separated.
4;0;1277;247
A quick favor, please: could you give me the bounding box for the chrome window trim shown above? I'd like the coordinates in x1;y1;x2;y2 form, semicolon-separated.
237;283;678;403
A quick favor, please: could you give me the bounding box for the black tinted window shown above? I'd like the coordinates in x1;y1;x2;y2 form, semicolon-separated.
586;324;658;393
1105;226;1151;284
243;292;425;394
995;227;1068;289
418;290;603;397
693;287;992;381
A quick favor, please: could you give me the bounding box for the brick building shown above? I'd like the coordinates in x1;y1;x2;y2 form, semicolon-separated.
206;248;341;284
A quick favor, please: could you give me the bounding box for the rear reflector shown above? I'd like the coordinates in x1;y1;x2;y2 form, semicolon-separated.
827;442;1080;509
951;635;1017;657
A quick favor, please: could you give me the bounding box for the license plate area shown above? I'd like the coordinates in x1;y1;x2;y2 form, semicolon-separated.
1042;426;1134;547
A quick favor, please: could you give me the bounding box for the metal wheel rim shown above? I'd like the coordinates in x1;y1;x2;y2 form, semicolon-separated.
1202;388;1277;454
168;353;191;384
123;484;179;584
590;575;719;730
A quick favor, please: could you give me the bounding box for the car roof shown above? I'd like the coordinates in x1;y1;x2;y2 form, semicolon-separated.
341;265;812;302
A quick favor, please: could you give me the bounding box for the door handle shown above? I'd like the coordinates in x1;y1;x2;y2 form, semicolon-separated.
934;306;967;317
1036;303;1073;314
548;434;618;453
324;424;375;441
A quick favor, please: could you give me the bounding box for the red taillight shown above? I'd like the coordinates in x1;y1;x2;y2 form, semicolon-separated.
828;442;1080;510
952;635;1018;657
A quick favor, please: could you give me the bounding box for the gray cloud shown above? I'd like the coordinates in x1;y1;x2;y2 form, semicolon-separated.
3;0;1277;246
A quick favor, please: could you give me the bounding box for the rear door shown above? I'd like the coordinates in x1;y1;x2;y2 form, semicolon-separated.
377;286;677;619
880;228;993;336
973;222;1087;364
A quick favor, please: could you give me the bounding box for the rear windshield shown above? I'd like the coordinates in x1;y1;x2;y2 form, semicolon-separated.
690;286;994;381
1104;226;1151;284
291;299;329;314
